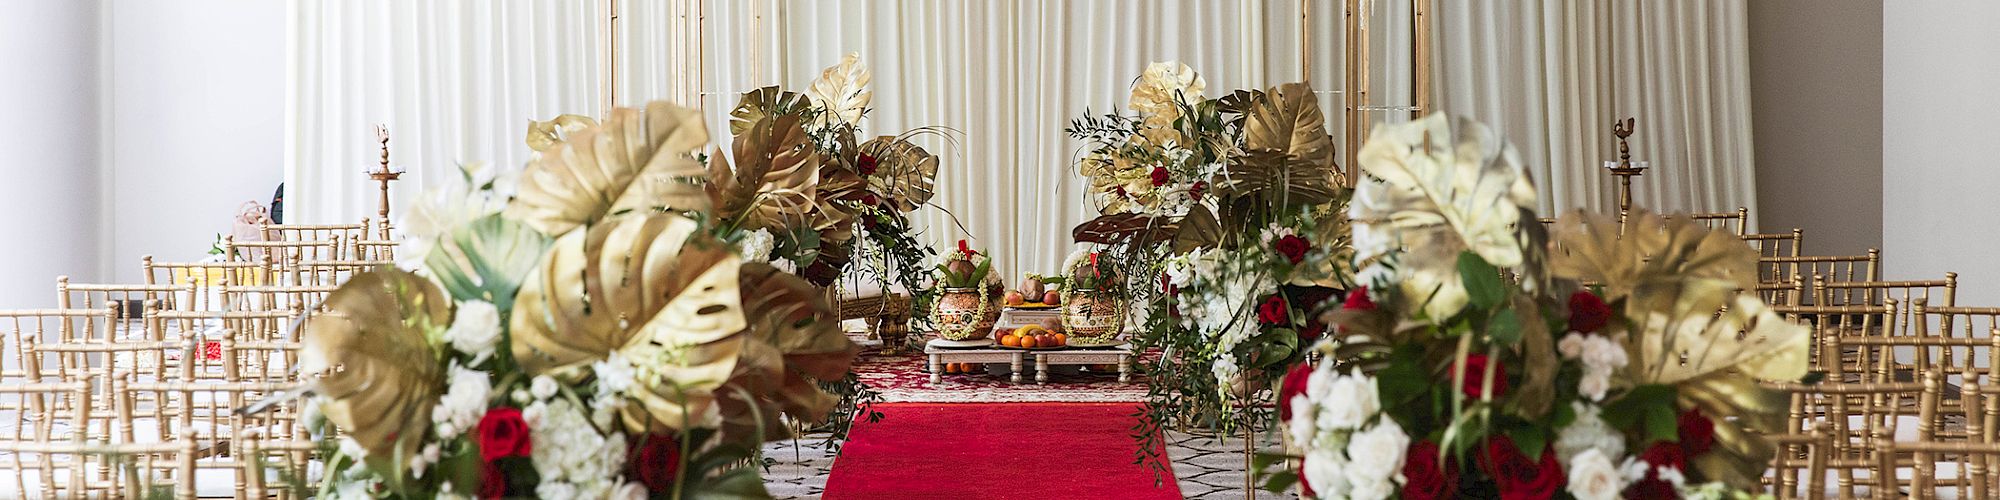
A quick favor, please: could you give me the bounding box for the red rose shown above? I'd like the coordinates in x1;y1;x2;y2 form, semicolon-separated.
1111;185;1128;198
1627;442;1688;499
1402;440;1455;500
1343;286;1376;311
1478;436;1562;500
1678;408;1716;455
1297;322;1325;343
857;154;878;176
1189;181;1207;201
861;193;880;206
1567;291;1611;334
630;433;684;492
803;261;840;286
1257;295;1289;325
1150;166;1170;186
1277;362;1314;422
478;463;508;499
1273;234;1310;264
1453;354;1508;399
475;407;531;462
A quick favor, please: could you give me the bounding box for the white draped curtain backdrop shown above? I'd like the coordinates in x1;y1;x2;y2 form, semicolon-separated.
287;0;1756;276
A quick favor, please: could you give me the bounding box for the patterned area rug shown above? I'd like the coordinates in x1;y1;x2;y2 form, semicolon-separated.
855;349;1153;403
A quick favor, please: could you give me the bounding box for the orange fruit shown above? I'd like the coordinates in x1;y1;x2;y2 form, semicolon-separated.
1021;336;1039;348
1000;335;1020;347
1053;333;1067;346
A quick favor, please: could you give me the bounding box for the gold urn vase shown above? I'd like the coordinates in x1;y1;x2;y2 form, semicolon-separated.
932;287;998;341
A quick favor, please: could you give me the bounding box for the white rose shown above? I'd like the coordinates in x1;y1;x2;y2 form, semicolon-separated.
1302;449;1351;498
1343;416;1409;485
1565;448;1626;500
434;365;492;438
1346;474;1396;500
1580;335;1628;371
1320;376;1368;430
739;229;776;262
531;375;560;400
444;300;502;362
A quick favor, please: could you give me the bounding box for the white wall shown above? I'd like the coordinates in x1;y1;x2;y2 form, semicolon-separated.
105;1;286;282
0;0;105;307
1748;0;1883;256
1884;2;2000;305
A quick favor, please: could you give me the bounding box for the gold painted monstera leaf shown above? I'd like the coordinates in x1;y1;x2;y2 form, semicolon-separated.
525;114;598;153
721;263;857;441
807;52;873;127
507;101;711;236
508;213;854;441
859;136;939;213
1129;61;1206;146
730;86;812;136
1550;210;1808;489
298;269;450;468
711;114;821;231
1242;82;1338;180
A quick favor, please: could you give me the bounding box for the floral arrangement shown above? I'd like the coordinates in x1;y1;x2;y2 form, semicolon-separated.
283;58;953;497
1063;61;1356;479
1262;113;1807;499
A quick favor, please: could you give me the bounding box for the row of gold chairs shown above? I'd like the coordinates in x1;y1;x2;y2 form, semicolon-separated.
0;225;388;498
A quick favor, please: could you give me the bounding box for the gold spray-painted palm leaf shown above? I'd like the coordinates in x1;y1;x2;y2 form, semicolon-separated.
507;101;711;236
858;136;939;213
711;114;821;231
525;114;598;153
1549;211;1808;489
1241;82;1339;183
807;52;873;127
298;269;450;468
730;86;812;136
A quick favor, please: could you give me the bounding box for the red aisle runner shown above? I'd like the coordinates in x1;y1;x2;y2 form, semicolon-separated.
822;403;1181;500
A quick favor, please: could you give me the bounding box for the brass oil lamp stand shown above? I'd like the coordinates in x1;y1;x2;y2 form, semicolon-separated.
1605;117;1649;220
369;125;404;223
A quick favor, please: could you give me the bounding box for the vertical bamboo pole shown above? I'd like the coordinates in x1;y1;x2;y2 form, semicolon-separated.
1412;0;1430;119
1343;0;1368;186
1300;0;1312;84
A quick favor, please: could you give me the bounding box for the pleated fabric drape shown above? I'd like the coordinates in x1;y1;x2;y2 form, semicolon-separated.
285;0;1758;275
1433;0;1758;219
284;0;607;226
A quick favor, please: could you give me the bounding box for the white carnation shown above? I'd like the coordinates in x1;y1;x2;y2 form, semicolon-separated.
1565;448;1626;500
443;300;502;363
739;229;776;262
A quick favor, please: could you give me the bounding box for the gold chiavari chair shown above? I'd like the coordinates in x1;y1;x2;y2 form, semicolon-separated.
1746;229;1805;284
284;259;391;287
1868;371;1995;500
142;256;274;313
222;236;342;276
1762;250;1882;290
220;285;335;315
0;375;162;499
239;427;318;500
1689;207;1751;236
56;277;184;321
1814;273;1956;326
1760;274;1807;309
350;238;398;262
113;375;304;499
0;308;125;383
146;309;301;383
1764;377;1931;499
260;221;367;259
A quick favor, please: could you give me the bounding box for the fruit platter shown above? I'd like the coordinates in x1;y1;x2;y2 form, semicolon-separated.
1001;274;1063;310
994;324;1067;349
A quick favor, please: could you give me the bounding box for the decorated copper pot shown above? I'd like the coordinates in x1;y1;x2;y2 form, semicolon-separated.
932;287;998;341
1059;288;1126;344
